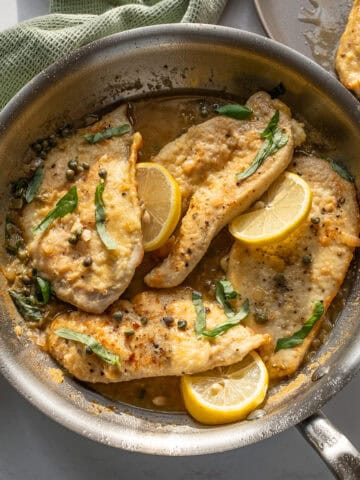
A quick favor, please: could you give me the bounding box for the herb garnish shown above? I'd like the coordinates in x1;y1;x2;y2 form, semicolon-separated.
54;328;120;365
236;110;288;181
275;301;324;352
216;104;252;120
202;299;249;338
35;276;51;304
329;159;354;183
25;167;44;203
9;290;42;322
192;280;250;338
95;182;117;250
32;186;78;235
83;124;130;144
215;279;240;317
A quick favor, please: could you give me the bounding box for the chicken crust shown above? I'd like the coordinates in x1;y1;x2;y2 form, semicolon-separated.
335;0;360;96
227;155;360;379
46;289;269;383
22;106;143;314
145;92;304;288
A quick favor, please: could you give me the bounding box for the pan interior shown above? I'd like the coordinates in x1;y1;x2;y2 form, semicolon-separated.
0;25;359;454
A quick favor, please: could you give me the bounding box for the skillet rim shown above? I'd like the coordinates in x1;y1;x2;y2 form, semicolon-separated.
0;23;360;454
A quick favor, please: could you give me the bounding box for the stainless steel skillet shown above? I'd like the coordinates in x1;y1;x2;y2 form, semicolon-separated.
0;24;359;479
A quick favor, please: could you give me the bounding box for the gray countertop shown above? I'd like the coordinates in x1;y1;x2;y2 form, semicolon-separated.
0;1;359;479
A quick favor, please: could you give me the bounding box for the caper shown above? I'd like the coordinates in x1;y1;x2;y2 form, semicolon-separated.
61;127;72;137
302;254;313;265
77;165;84;174
68;159;78;170
17;248;29;261
82;162;90;170
85;346;93;355
66;169;75;181
254;310;268;324
177;320;187;330
311;217;320;224
48;135;57;147
41;139;49;150
98;168;107;179
40;151;47;159
68;236;78;245
32;143;42;153
162;316;174;327
82;256;93;267
140;316;148;326
112;311;123;321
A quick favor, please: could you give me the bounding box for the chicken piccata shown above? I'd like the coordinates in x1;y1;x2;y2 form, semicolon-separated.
4;91;359;423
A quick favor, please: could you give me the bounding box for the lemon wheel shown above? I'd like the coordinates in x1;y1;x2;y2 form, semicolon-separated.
136;162;181;252
229;172;312;246
181;351;268;425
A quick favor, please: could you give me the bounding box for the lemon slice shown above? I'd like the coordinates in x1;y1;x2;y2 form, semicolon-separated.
181;351;268;425
136;162;181;252
229;172;312;246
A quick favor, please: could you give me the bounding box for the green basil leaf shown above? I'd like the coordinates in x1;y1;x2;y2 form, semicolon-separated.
35;276;51;304
192;291;207;338
32;186;78;235
275;301;324;352
25;167;44;203
84;124;130;144
267;82;286;99
216;104;252;120
236;110;288;181
215;279;240;317
202;299;250;338
5;217;24;255
54;328;120;366
329;159;354;183
9;290;42;322
95;182;117;250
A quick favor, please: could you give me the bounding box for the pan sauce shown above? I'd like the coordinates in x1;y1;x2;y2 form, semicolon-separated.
4;94;352;413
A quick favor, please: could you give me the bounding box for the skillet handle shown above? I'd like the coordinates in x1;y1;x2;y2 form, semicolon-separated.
297;411;360;479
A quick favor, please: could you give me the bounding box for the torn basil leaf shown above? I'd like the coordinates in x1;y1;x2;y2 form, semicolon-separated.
329;159;354;183
84;124;130;144
215;279;240;317
35;276;51;304
216;104;252;120
95;182;117;250
202;299;250;338
9;290;42;322
192;285;249;339
5;217;24;255
236;110;288;181
275;301;324;352
192;291;207;338
54;328;120;366
25;167;44;203
32;186;78;235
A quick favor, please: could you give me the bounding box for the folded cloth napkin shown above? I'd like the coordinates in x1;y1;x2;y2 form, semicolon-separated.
0;0;227;109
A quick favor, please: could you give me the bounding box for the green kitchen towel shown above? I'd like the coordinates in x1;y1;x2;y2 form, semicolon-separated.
0;0;227;110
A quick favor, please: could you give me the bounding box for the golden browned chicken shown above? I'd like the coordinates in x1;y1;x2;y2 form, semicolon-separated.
47;288;269;383
336;0;360;96
227;155;360;379
145;92;305;289
22;107;143;314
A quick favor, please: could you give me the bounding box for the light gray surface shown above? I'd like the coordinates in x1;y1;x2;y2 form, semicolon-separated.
0;0;359;479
